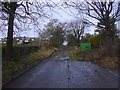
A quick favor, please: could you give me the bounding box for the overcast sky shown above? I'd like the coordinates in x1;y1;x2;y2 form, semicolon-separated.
0;1;119;38
23;1;96;38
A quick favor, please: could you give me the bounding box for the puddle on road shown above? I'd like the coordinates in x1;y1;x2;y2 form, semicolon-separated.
58;56;70;62
59;56;69;60
55;56;70;63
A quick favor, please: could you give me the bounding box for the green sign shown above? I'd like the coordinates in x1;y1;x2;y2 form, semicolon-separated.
81;43;91;51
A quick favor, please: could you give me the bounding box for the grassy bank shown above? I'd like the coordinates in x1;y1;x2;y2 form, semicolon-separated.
3;47;57;83
70;47;118;69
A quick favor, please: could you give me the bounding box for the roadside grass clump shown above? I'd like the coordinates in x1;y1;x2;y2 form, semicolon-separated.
2;47;57;83
99;57;118;69
85;48;118;69
70;54;80;60
69;47;118;69
69;47;85;61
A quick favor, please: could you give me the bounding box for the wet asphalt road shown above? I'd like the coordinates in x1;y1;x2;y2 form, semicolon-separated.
3;49;119;88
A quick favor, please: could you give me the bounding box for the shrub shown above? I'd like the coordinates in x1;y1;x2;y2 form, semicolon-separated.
88;31;106;48
2;46;39;60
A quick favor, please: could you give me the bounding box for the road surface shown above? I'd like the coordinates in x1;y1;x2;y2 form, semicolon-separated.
3;48;119;88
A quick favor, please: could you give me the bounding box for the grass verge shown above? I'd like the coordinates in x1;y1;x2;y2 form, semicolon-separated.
69;47;118;69
2;47;58;84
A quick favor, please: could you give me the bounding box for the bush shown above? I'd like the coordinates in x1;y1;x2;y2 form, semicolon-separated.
70;47;118;69
88;31;106;48
2;46;39;60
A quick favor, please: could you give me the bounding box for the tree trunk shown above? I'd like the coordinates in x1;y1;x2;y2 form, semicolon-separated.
6;9;15;60
77;35;80;47
105;22;113;57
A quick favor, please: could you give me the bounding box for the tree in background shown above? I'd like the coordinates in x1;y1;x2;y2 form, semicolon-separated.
50;25;65;48
66;19;90;46
81;33;93;42
67;34;77;46
42;19;60;40
42;19;66;48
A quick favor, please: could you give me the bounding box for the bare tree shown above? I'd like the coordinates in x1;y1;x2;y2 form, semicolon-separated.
2;1;21;59
66;19;89;46
64;1;120;56
86;2;120;36
1;0;54;59
85;2;120;56
64;1;120;33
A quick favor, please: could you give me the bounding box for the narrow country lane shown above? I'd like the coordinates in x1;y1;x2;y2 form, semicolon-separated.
3;48;119;88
